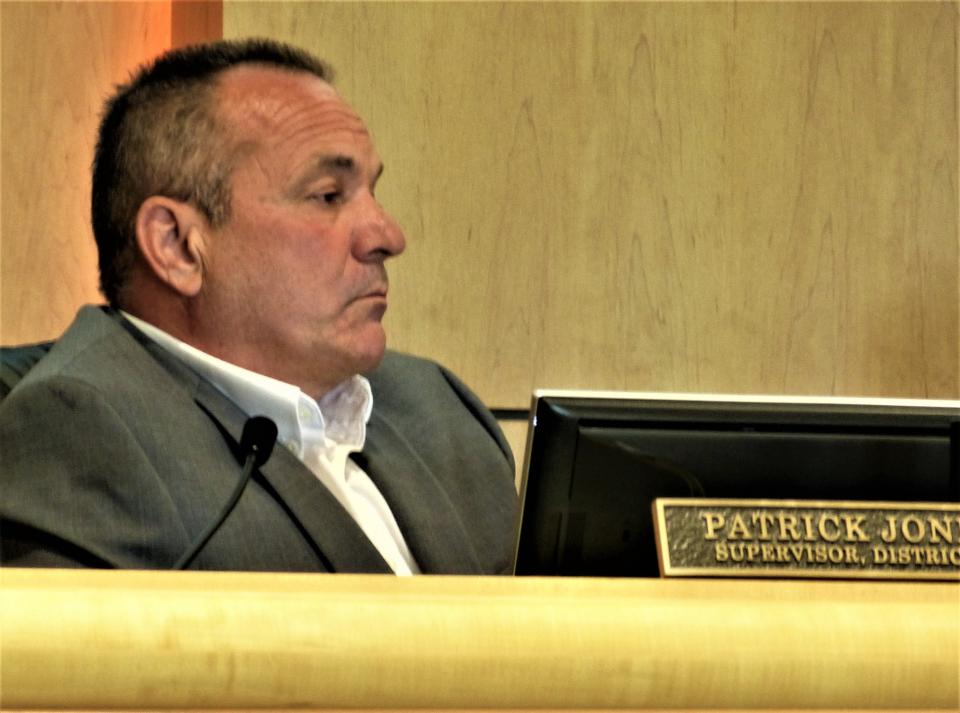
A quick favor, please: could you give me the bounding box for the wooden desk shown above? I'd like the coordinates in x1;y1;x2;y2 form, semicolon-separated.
1;568;957;710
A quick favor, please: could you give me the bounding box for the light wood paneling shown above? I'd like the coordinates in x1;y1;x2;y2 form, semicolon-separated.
498;417;530;489
0;1;224;346
0;2;171;344
171;0;222;50
3;568;957;709
226;2;959;407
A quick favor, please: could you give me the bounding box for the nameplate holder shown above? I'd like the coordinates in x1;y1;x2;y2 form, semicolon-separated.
653;498;960;581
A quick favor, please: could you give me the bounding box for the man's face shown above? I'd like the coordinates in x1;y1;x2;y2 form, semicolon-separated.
196;65;406;396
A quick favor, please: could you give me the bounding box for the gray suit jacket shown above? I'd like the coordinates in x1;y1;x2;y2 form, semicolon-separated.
0;306;518;573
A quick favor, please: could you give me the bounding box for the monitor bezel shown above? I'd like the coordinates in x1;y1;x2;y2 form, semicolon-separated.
513;390;960;576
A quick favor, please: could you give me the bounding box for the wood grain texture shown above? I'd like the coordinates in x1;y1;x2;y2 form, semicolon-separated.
2;568;957;710
498;417;530;489
1;2;171;344
171;0;222;50
225;2;959;407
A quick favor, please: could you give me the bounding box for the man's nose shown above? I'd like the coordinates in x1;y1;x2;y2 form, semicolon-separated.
352;198;406;261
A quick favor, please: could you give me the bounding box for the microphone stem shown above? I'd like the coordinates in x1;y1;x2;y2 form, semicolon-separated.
173;452;258;570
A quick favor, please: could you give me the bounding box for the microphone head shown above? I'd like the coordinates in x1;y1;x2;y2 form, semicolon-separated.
240;416;278;468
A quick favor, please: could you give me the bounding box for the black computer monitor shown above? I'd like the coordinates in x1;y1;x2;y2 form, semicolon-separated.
512;391;960;577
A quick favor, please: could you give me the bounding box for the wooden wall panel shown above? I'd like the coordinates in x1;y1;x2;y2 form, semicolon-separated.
225;2;959;407
0;2;171;344
171;1;223;50
0;1;224;346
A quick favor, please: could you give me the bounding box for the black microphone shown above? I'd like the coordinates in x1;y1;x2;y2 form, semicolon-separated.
174;416;278;570
239;415;278;468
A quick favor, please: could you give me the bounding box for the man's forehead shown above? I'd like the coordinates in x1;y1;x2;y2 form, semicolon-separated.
214;64;367;137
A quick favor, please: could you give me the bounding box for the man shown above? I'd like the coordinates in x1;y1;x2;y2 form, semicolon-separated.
0;39;518;573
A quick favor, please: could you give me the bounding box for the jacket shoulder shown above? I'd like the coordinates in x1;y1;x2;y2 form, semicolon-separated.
368;350;512;463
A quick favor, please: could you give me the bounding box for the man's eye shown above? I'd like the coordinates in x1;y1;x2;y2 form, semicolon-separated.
310;191;342;205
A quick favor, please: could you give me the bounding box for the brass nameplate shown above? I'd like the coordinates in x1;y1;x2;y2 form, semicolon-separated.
653;498;960;580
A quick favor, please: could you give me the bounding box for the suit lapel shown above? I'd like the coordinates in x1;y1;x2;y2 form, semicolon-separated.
357;410;482;574
191;380;391;573
125;322;391;574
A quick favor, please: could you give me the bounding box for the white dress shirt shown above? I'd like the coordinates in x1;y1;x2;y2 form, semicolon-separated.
123;312;420;575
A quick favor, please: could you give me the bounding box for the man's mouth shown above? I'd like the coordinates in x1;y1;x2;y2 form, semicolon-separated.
351;284;388;307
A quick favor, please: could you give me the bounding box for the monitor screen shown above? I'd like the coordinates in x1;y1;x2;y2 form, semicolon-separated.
512;392;960;577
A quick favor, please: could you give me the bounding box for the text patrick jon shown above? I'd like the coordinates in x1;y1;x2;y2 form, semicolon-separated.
700;510;960;567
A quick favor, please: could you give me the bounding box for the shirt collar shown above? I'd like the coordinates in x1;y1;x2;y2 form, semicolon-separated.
121;312;372;455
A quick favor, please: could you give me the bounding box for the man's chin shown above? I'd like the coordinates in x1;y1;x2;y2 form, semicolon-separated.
346;326;388;376
293;324;388;394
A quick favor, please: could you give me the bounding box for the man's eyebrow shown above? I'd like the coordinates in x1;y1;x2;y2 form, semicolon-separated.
290;154;383;190
320;155;356;174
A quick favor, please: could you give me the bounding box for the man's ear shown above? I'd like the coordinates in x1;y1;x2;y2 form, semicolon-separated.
134;196;209;298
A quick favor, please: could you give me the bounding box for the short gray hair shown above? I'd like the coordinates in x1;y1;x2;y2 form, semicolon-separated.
91;38;332;307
